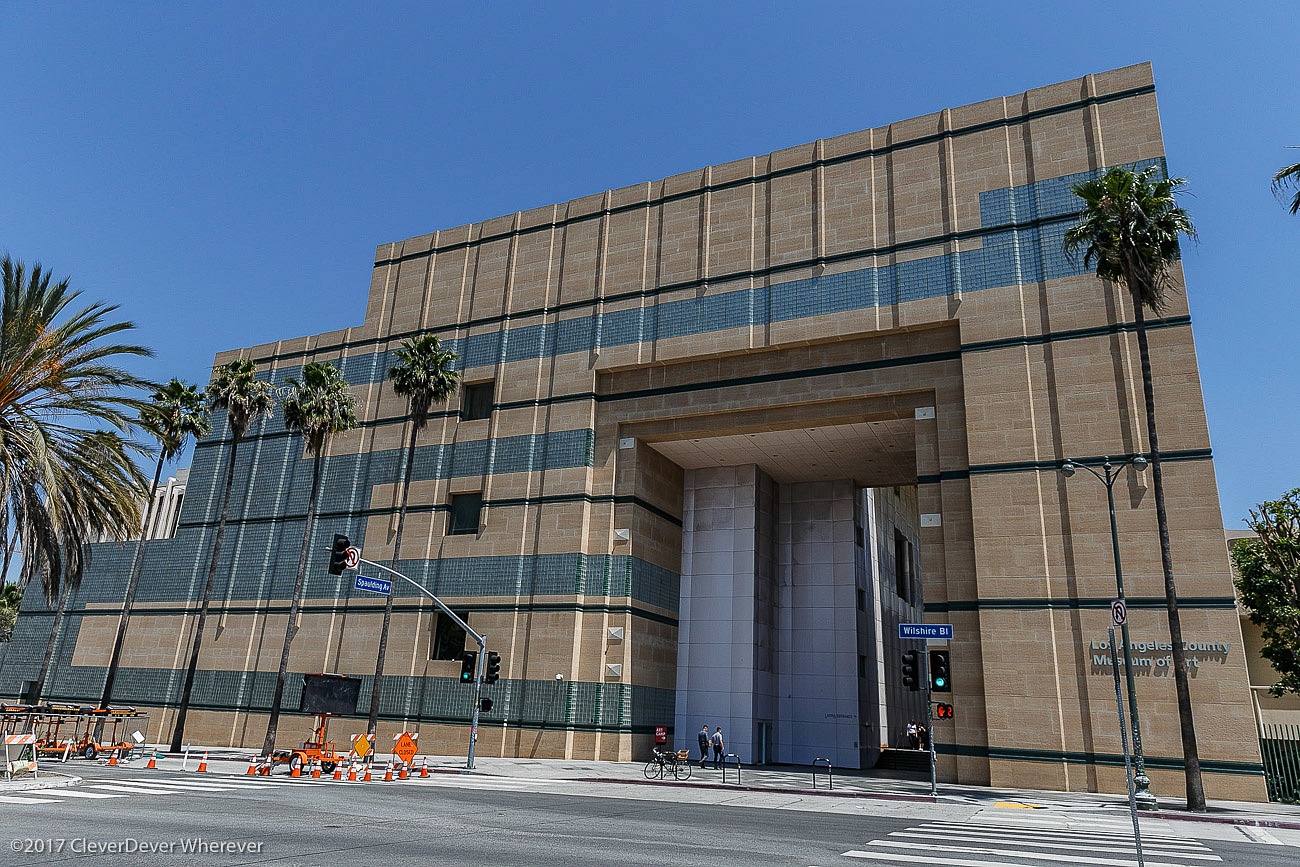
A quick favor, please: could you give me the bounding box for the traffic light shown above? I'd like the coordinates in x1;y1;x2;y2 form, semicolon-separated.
478;697;494;713
929;649;951;692
328;534;351;575
901;649;919;691
460;650;478;683
484;651;501;684
935;702;954;720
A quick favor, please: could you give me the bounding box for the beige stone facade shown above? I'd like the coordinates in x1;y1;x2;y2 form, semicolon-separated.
4;62;1265;800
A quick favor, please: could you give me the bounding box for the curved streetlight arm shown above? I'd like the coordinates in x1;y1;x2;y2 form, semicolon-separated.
360;557;484;648
358;556;487;769
1061;455;1147;487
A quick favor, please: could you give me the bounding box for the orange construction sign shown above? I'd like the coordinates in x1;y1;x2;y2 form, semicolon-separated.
392;732;418;765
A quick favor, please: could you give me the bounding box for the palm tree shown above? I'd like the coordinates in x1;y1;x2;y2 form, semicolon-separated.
367;334;461;738
171;359;274;751
262;360;356;756
0;256;152;703
30;430;149;701
1064;164;1205;811
100;379;210;709
0;255;153;602
1272;149;1300;214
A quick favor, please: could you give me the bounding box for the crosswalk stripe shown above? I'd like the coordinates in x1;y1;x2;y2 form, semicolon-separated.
117;777;284;791
869;839;1196;866
886;831;1220;860
0;795;62;804
915;826;1206;852
916;822;1201;845
843;852;1187;867
81;783;189;794
47;790;128;799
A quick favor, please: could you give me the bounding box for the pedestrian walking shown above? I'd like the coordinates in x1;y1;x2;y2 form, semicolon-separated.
698;724;710;766
710;726;724;768
906;719;919;749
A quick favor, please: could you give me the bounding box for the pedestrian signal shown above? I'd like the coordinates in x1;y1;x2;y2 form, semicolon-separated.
935;702;954;720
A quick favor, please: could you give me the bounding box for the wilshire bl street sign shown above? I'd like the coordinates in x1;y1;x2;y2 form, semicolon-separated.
899;623;953;641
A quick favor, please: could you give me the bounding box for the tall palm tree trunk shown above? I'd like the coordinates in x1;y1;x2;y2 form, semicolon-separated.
1133;301;1206;811
100;454;166;709
367;424;418;737
171;439;239;751
263;450;323;756
32;583;73;702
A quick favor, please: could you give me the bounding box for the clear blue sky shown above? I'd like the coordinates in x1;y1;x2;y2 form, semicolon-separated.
2;2;1295;528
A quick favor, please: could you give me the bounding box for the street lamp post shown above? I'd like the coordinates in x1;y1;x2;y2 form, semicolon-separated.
1061;455;1158;810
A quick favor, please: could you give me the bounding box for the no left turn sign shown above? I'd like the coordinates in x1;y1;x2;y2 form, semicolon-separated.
1111;599;1127;627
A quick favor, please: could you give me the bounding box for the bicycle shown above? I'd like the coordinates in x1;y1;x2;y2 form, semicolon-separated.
642;747;692;780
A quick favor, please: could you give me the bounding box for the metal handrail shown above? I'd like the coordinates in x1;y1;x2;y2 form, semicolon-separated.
811;756;833;790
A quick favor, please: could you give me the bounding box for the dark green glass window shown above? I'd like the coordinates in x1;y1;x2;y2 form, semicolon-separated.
462;382;495;421
448;492;483;535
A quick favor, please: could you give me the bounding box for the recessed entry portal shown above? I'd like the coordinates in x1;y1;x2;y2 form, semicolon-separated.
648;421;928;769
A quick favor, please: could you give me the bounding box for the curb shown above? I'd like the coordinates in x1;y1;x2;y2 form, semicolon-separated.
1145;809;1300;831
0;773;82;793
577;776;937;803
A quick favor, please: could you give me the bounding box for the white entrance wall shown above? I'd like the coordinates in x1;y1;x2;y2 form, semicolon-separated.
674;466;896;768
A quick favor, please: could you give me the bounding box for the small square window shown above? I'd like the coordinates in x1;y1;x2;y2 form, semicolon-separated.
462;382;495;421
430;610;470;660
448;492;483;536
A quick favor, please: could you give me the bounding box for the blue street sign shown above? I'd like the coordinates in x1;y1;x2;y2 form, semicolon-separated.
899;623;953;641
353;575;392;595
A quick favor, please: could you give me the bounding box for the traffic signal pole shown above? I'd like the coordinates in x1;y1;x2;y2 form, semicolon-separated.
355;556;488;769
924;651;937;797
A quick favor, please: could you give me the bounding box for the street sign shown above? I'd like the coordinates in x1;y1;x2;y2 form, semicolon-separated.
899;623;953;641
343;546;361;569
351;733;372;759
354;575;392;595
392;732;418;764
1111;599;1127;627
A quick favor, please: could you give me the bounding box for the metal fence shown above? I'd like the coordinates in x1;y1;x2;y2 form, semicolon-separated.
1260;723;1300;803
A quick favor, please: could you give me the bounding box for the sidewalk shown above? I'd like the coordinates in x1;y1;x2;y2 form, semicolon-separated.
21;745;1300;831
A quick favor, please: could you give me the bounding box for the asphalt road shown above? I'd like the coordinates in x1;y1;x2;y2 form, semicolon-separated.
0;766;1293;866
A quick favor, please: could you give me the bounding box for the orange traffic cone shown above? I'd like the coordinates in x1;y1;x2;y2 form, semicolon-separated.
383;761;393;782
347;761;357;782
311;759;321;779
362;762;372;783
333;762;343;781
246;758;257;775
399;762;409;780
108;752;118;767
196;752;208;773
419;757;429;778
290;759;302;778
146;753;157;770
260;759;272;776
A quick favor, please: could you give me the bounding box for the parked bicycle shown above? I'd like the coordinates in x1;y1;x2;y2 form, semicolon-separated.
642;747;693;780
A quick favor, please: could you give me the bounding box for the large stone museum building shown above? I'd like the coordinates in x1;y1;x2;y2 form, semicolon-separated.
1;63;1266;799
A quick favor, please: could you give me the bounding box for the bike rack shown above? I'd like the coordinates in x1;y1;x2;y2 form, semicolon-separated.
811;757;833;790
721;753;742;784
